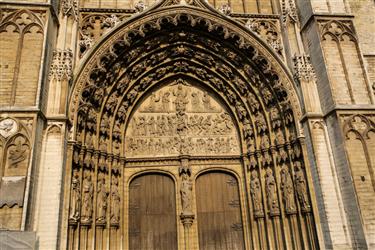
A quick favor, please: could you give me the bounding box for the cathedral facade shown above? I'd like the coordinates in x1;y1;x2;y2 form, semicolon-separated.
0;0;374;249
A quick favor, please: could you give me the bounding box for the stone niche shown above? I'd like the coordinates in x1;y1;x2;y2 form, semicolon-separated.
125;83;240;158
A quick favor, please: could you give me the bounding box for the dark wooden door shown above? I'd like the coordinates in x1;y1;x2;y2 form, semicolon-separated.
128;173;178;250
196;171;245;250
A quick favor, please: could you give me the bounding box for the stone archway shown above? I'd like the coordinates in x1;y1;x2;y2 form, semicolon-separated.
63;3;320;249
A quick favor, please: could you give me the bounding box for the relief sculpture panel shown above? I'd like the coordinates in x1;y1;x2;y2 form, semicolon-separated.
125;82;240;157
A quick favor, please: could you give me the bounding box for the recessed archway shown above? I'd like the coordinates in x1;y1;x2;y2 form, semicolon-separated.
63;5;319;249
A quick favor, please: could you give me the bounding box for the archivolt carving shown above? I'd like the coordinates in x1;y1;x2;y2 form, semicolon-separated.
70;7;302;123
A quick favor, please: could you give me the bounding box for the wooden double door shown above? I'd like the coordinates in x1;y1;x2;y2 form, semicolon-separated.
128;171;245;250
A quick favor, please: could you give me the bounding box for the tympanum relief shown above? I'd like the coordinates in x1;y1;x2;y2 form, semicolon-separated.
125;82;240;157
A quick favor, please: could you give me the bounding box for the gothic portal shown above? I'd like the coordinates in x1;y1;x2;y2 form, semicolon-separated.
64;10;320;247
1;0;375;249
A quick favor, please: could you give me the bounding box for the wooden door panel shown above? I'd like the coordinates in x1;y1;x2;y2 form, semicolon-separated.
196;172;245;250
129;174;177;250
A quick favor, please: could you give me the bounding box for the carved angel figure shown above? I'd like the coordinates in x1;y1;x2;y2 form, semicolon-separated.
250;170;264;217
8;137;28;168
81;172;94;223
69;169;81;222
180;173;193;215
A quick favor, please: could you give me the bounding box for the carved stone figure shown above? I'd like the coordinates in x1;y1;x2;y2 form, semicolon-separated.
81;172;94;224
280;165;296;214
294;164;311;212
69;170;81;222
173;84;189;114
8;136;28;168
110;176;121;225
250;170;264;217
180;173;193;215
265;168;280;215
96;174;109;224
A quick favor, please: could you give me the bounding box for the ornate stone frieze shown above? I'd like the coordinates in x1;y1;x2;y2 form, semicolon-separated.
246;19;283;57
293;54;316;82
126;82;240;157
49;49;73;81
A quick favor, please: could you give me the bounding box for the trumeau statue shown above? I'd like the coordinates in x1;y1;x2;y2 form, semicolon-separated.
180;172;193;215
69;169;81;222
81;172;94;224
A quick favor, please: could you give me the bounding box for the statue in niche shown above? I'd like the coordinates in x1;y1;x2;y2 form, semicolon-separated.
69;169;81;222
250;170;264;217
96;173;108;224
180;172;193;215
294;163;311;212
161;91;170;111
202;92;214;111
191;91;202;111
173;85;189;114
147;92;160;112
147;116;156;136
81;172;94;223
8;137;28;168
202;115;212;134
280;165;297;214
265;168;280;215
110;176;121;225
176;113;188;134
